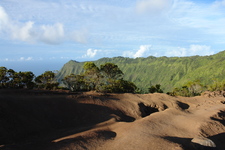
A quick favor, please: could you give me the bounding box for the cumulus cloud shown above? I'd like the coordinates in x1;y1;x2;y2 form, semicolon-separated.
40;23;64;44
82;49;100;58
11;21;34;42
136;0;173;14
134;45;152;58
0;6;88;45
0;6;9;29
0;6;11;36
167;45;214;57
0;6;35;42
123;45;151;58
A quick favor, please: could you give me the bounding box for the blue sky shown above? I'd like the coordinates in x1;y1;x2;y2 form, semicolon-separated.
0;0;225;75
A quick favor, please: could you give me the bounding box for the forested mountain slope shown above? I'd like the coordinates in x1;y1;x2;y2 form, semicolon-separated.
56;50;225;92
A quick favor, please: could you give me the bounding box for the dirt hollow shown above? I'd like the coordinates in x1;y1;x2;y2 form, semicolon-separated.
1;89;225;150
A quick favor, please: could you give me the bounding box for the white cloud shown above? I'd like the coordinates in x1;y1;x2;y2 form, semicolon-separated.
0;6;12;38
3;58;9;61
11;21;34;42
26;57;33;61
40;23;64;44
60;56;70;59
134;45;151;58
0;57;34;62
123;45;151;58
0;6;9;29
0;6;35;42
0;5;88;45
82;48;100;58
136;0;173;14
167;45;214;57
19;57;25;61
0;0;225;60
167;47;187;57
19;57;33;61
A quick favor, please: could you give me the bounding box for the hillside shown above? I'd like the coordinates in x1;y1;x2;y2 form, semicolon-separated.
1;89;225;150
56;50;225;92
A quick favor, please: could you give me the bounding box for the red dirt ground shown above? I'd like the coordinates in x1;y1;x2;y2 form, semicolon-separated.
1;89;225;150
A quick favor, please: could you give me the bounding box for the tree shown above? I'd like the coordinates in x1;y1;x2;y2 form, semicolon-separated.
169;80;204;97
113;79;137;93
35;71;55;84
13;71;35;88
100;63;123;80
0;67;9;88
148;84;163;93
64;62;138;93
35;71;58;89
63;74;86;91
6;69;16;88
185;80;203;96
96;79;137;93
83;62;100;75
83;62;101;90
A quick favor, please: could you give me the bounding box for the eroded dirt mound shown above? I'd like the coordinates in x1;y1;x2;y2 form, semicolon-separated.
1;90;225;150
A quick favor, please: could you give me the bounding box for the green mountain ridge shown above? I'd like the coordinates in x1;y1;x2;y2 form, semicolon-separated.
56;50;225;92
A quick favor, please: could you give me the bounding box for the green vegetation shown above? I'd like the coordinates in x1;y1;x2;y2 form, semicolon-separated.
0;67;35;89
168;80;205;97
63;62;137;93
56;50;225;93
0;67;58;90
35;71;59;90
148;84;163;93
2;50;225;96
207;79;225;91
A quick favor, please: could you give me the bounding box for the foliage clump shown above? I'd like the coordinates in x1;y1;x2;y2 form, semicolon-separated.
207;79;225;92
168;79;225;97
35;71;59;90
0;67;35;89
0;67;58;90
63;62;137;93
168;80;204;97
148;84;163;93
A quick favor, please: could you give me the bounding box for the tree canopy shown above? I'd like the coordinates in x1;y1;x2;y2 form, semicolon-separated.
0;67;35;89
100;63;123;80
35;71;59;90
63;62;137;93
0;67;58;90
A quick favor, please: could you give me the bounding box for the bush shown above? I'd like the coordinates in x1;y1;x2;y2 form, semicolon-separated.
96;79;137;93
148;84;163;93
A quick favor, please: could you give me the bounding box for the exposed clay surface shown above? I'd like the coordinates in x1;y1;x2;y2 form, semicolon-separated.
1;89;225;150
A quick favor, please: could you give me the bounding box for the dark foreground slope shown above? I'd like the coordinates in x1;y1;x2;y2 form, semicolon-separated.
0;89;134;149
56;50;225;92
1;89;225;150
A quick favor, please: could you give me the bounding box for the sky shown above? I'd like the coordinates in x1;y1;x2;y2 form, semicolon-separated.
0;0;225;75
